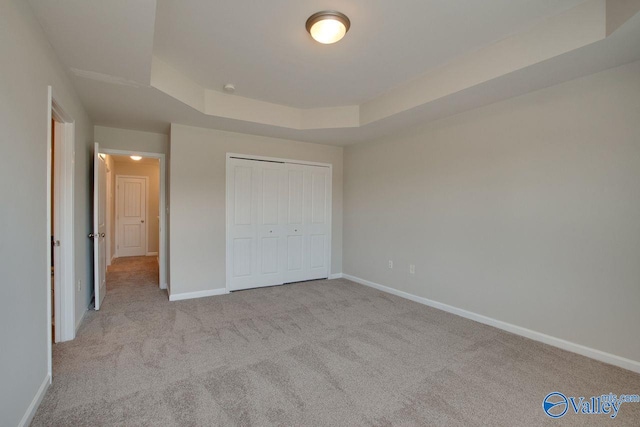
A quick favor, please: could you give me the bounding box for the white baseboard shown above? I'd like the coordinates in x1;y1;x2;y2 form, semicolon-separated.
18;374;50;427
328;273;343;280
169;288;229;302
146;251;158;256
343;274;640;374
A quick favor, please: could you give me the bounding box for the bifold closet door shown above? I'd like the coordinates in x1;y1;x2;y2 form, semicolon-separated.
227;158;287;291
283;164;330;283
227;157;331;291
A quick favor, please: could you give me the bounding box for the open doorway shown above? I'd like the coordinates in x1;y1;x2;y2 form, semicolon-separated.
93;148;168;310
47;87;76;380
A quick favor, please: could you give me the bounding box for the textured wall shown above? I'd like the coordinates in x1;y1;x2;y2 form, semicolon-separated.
344;60;640;364
0;1;93;425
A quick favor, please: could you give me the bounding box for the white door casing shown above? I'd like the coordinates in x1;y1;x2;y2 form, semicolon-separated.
52;120;62;342
93;143;107;310
98;148;167;291
226;155;331;291
105;164;112;267
116;176;147;257
47;86;76;370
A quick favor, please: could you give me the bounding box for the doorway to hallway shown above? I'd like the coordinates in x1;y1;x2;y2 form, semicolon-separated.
100;153;164;306
92;147;168;310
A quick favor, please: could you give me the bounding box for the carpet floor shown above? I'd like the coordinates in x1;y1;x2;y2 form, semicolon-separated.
32;257;640;426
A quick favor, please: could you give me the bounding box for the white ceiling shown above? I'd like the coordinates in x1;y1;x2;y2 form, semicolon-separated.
110;155;159;166
27;0;640;145
28;0;156;84
153;0;587;108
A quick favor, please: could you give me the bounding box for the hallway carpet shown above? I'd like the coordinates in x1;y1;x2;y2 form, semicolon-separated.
32;257;640;426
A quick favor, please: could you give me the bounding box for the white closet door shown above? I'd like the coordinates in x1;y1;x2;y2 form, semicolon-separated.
227;159;286;290
283;164;330;283
305;166;331;280
255;161;287;288
227;156;331;291
283;164;307;283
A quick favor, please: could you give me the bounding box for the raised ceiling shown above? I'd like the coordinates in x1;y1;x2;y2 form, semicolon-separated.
153;0;587;108
28;0;640;145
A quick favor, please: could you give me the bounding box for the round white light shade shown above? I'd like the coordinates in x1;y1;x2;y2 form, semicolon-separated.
306;11;350;44
130;155;142;161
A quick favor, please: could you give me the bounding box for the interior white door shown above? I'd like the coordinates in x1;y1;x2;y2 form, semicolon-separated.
93;143;107;310
227;158;286;290
117;176;147;257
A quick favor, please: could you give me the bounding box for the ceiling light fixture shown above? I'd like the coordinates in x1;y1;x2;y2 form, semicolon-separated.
306;11;350;44
130;155;142;161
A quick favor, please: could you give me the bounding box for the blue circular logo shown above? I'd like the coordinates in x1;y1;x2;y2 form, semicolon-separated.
543;392;568;418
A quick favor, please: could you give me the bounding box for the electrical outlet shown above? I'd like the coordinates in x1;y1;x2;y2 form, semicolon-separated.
77;279;82;292
409;264;415;275
388;260;393;269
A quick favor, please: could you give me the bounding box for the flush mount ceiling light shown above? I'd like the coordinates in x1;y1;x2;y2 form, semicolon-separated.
130;155;142;161
306;11;350;44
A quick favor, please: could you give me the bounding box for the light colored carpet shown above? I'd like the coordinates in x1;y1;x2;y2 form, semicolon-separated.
32;256;640;426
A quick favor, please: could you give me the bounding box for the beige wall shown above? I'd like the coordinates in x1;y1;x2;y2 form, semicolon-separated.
95;125;168;154
170;124;343;296
343;60;640;364
113;160;161;254
0;1;94;425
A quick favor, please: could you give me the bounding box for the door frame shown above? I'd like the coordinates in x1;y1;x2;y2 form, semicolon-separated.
98;148;168;290
46;87;76;380
105;162;112;267
225;153;333;293
115;175;149;258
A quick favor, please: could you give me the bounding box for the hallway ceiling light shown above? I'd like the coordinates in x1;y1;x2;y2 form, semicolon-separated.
130;155;142;161
306;11;350;44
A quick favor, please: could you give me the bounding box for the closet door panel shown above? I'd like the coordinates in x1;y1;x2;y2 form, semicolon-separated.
284;165;307;283
227;160;259;289
306;167;330;280
254;162;285;287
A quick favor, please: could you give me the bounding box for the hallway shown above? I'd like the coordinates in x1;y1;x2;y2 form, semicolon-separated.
103;256;162;307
